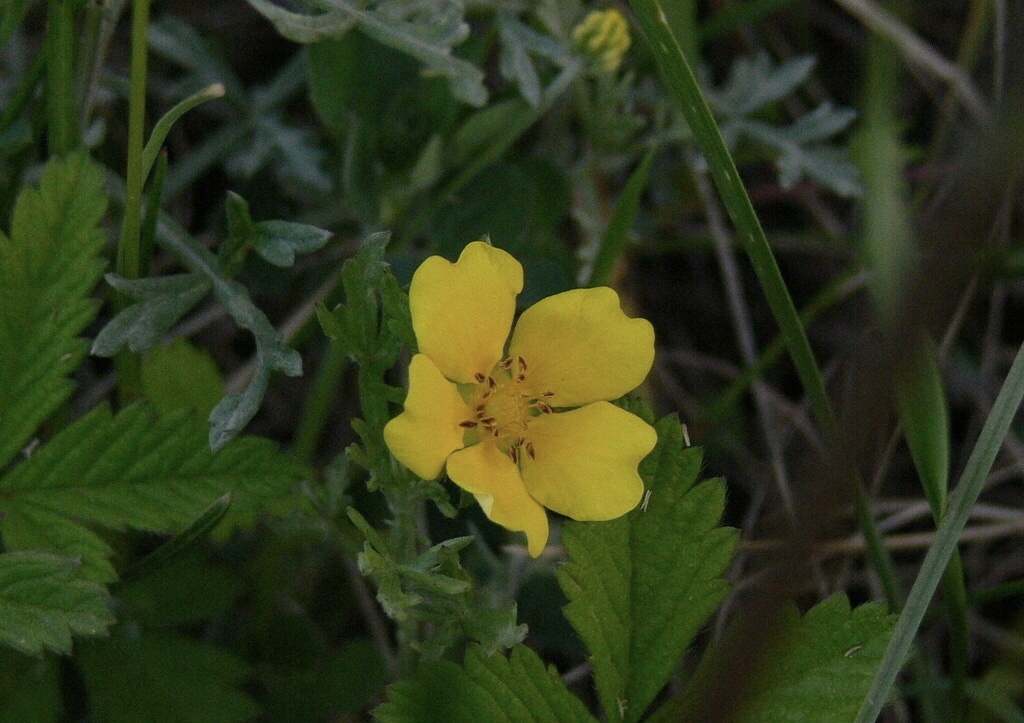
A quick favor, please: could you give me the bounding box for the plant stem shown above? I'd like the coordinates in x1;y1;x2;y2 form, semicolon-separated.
114;0;152;404
46;0;78;155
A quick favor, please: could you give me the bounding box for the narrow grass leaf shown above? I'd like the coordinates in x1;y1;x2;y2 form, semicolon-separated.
374;644;595;722
897;337;950;514
857;340;1024;722
0;552;115;656
558;415;738;722
587;149;654;288
627;0;832;429
141;83;226;182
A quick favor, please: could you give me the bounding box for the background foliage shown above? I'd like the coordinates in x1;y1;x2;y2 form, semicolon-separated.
1;0;1022;721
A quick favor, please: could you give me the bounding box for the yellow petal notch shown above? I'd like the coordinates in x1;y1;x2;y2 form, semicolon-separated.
410;241;524;384
509;287;655;408
520;401;655;521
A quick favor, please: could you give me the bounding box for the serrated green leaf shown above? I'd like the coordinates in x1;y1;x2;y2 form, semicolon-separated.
739;596;896;722
0;552;115;656
0;152;107;469
557;415;738;723
650;595;897;722
0;403;307;581
251;219;332;267
318;231;394;362
78;633;260;723
375;644;595;722
91;273;211;356
141;338;226;418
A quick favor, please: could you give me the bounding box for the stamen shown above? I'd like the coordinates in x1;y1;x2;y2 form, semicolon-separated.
525;442;536;460
517;356;528;372
488;376;497;391
535;400;553;414
459;420;478;428
509;445;520;464
474;372;486;383
480;416;496;426
499;357;514;370
541;391;555;398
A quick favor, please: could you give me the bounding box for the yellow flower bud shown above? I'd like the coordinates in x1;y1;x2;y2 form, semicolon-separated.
572;8;632;72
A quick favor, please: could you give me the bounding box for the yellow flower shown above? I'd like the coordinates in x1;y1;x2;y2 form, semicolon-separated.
572;8;632;73
383;241;657;557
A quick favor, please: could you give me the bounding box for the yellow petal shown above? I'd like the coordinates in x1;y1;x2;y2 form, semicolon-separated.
410;241;524;384
383;354;469;479
508;287;654;407
446;441;550;557
520;402;655;521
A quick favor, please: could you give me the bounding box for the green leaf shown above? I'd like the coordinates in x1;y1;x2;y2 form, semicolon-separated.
653;595;896;722
251;220;333;267
90;273;211;356
375;644;595;722
0;152;107;469
78;633;260;723
141;338;226;418
262;639;388;720
0;646;61;723
557;415;738;723
317;231;394;363
0;552;115;656
245;0;486;106
743;596;896;721
0;403;307;581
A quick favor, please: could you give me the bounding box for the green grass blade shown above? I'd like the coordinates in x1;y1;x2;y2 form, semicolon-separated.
140;83;225;183
856;340;1024;722
627;0;832;430
587;149;654;288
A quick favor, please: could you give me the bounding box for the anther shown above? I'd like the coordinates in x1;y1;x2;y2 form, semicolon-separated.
525;442;536;460
487;376;497;391
499;357;514;370
541;391;555;398
474;373;487;383
480;416;496;426
459;421;478;428
517;356;528;372
514;373;526;383
535;400;553;414
509;446;520;464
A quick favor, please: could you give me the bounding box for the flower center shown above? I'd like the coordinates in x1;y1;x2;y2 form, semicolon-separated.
459;356;555;464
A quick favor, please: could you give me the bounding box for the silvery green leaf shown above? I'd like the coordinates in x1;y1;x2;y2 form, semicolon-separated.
251;220;332;267
498;13;542;106
91;274;211;356
246;0;487;106
711;54;816;117
784;102;857;144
